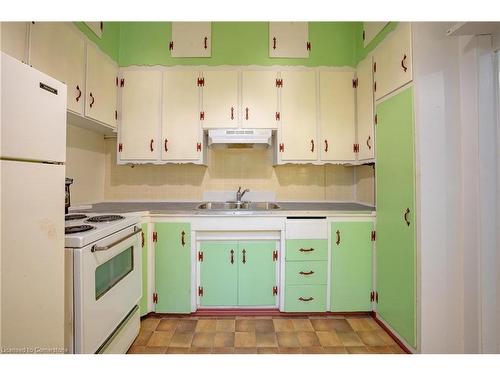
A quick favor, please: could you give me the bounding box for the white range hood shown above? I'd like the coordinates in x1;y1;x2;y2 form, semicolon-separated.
207;129;274;148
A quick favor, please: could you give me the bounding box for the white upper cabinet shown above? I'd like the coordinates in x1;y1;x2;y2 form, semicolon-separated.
170;22;211;57
162;71;202;161
85;43;118;128
0;22;28;62
356;56;375;160
201;70;238;129
373;22;412;101
241;71;279;129
269;22;310;58
279;71;317;162
30;22;86;115
362;22;388;47
319;71;356;162
118;70;162;161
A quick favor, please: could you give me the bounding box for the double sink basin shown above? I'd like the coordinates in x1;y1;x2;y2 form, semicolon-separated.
196;201;280;211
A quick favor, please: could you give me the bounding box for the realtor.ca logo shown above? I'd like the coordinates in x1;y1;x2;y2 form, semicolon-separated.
1;347;68;354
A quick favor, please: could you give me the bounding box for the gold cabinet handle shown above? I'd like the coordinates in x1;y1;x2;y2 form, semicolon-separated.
404;208;410;226
336;230;341;245
181;230;186;246
230;249;234;264
299;271;314;276
299;297;314;302
299;248;314;252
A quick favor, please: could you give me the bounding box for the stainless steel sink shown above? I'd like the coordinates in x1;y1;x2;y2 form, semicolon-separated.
196;201;280;211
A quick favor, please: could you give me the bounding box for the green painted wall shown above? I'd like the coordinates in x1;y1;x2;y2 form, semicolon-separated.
74;22;120;62
354;22;399;65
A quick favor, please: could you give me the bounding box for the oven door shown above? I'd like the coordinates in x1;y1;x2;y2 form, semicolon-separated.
73;224;142;353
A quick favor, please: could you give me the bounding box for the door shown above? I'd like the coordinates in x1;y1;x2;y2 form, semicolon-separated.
199;242;238;306
85;43;118;128
119;70;162;161
139;223;149;316
29;22;85;114
357;55;375;160
162;71;201;161
154;223;191;313
319;71;356;161
170;22;211;57
331;221;373;312
0;22;28;62
241;70;279;129
375;86;416;347
279;70;318;161
269;22;309;58
201;70;238;129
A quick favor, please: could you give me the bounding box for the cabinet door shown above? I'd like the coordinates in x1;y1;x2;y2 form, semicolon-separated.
279;71;317;161
201;70;238;129
375;87;416;347
199;242;238;306
155;223;191;313
238;242;277;306
29;22;85;115
119;70;161;161
241;71;278;129
170;22;211;57
357;56;375;160
139;223;149;316
363;22;389;47
331;222;373;312
319;71;356;161
85;43;117;128
373;23;412;101
162;71;201;161
269;22;309;58
1;22;28;62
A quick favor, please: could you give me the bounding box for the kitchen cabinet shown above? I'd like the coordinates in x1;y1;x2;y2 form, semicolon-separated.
241;70;279;129
85;43;118;128
118;70;162;162
363;22;389;47
356;55;375;161
269;22;310;58
278;71;317;162
139;223;149;316
154;222;191;313
0;22;28;62
373;22;412;101
170;22;211;57
201;70;239;129
375;86;416;347
29;22;86;115
319;71;356;162
330;221;373;312
284;285;327;312
162;71;203;161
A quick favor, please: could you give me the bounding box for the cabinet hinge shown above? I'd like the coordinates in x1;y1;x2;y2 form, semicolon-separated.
141;231;145;247
275;78;283;88
272;286;278;296
153;231;158;242
120;78;125;87
200;111;205;121
198;251;204;262
169;41;174;51
375;114;378;125
371;230;376;241
279;143;284;152
352;78;359;88
375;292;379;303
198;286;204;297
275;112;280;121
197;77;205;87
306;41;311;51
115;77;118;86
272;250;278;262
118;143;123;152
196;142;202;152
115;110;118;120
373;62;377;73
353;143;359;153
374;81;377;92
362;30;366;41
153;292;158;304
370;291;375;302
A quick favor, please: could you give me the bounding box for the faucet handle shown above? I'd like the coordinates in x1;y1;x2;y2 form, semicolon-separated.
237;186;242;193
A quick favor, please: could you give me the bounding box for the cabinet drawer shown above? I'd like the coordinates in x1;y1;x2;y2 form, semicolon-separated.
284;285;327;312
285;261;327;285
286;240;328;261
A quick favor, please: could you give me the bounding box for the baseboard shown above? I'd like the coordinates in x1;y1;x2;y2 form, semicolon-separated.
370;312;412;354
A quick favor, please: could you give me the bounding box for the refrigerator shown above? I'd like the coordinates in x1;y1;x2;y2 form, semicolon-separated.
1;52;67;352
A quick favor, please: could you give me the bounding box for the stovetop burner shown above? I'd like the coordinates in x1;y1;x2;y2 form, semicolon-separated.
65;225;95;234
65;214;88;221
86;215;125;223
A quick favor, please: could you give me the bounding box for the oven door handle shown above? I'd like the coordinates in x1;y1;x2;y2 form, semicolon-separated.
91;227;142;253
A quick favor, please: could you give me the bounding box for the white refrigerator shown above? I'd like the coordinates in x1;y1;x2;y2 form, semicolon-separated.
1;52;67;352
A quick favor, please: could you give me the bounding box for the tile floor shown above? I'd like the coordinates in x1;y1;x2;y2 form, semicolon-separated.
127;314;406;354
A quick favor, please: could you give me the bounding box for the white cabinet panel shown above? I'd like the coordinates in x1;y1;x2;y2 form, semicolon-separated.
85;43;117;128
84;22;102;38
269;22;309;58
363;22;389;47
0;22;28;62
241;71;278;129
170;22;211;57
356;56;375;160
162;71;202;161
319;71;356;162
119;71;162;161
201;70;238;129
279;71;317;161
29;22;86;115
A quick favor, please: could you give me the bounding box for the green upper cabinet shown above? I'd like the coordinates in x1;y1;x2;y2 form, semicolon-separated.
155;222;191;313
139;223;149;316
375;86;416;347
330;221;373;312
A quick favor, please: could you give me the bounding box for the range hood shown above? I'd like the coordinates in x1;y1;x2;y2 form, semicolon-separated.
207;129;274;148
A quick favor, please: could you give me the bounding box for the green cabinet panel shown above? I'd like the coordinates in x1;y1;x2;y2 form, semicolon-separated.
330;221;373;312
238;241;277;306
199;242;238;306
139;223;149;316
284;285;327;312
155;222;191;313
375;86;416;347
286;239;328;261
285;261;328;286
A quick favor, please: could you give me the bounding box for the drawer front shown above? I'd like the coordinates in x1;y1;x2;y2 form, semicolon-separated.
286;239;328;261
284;285;327;312
286;261;327;285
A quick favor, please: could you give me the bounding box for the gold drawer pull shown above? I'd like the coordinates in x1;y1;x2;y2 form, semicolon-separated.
299;271;314;276
299;248;314;252
298;297;314;302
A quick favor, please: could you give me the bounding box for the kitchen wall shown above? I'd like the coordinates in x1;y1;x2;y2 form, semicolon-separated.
355;165;375;206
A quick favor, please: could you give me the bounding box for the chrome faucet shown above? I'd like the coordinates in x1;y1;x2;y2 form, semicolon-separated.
236;186;250;202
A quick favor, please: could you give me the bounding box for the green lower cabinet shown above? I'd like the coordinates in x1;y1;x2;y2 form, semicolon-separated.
284;285;327;312
155;222;191;313
330;221;373;312
139;223;149;316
